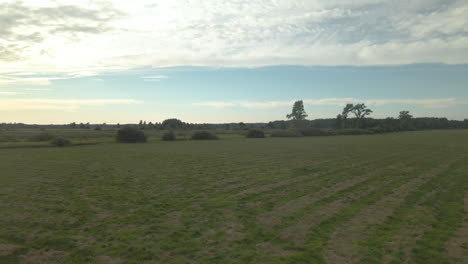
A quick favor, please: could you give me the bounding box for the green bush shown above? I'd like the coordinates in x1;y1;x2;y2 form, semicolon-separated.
0;135;19;142
116;127;147;143
271;130;303;137
50;137;72;147
336;129;374;135
246;129;265;138
29;132;55;142
191;131;218;140
299;128;336;136
369;127;391;134
162;131;176;141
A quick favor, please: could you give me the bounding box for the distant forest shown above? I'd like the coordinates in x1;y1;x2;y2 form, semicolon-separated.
2;117;467;131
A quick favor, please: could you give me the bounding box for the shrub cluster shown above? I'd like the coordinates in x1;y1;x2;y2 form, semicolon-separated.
162;131;176;141
297;128;375;136
50;137;72;147
299;128;335;136
335;129;374;135
116;127;147;143
0;135;19;143
246;129;265;138
191;131;218;140
29;132;55;142
271;130;303;137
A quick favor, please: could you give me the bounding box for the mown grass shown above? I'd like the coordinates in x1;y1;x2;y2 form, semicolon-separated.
0;130;467;263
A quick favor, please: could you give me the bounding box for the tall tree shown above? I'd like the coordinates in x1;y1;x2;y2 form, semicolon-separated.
399;110;413;130
341;104;354;128
287;100;308;128
351;103;373;128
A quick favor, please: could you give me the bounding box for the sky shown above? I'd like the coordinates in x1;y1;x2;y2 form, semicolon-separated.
1;0;467;124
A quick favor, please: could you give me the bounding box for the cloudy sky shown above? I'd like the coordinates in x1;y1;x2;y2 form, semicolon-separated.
1;0;467;123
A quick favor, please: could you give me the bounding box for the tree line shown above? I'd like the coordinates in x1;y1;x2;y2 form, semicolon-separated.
282;100;468;132
1;101;467;132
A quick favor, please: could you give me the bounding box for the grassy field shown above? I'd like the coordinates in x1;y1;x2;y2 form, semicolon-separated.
0;130;467;263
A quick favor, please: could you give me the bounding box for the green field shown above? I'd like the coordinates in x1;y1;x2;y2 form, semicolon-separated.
0;130;467;263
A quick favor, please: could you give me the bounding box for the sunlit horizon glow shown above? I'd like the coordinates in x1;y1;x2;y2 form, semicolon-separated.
1;0;467;123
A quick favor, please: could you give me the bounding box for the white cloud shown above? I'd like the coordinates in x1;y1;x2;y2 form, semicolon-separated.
194;98;466;109
0;76;66;86
0;98;142;111
142;75;169;82
193;102;237;108
0;0;467;80
24;87;53;91
142;75;168;79
0;91;21;95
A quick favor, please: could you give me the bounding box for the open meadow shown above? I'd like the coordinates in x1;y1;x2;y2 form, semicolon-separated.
0;130;467;263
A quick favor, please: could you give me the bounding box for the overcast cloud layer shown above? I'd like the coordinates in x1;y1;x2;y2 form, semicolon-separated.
1;0;468;81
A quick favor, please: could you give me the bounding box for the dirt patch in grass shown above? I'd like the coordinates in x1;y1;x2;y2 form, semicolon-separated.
202;229;216;237
5;213;78;227
208;176;242;187
20;250;68;264
73;235;97;249
165;211;183;226
236;175;310;197
222;209;245;241
246;201;263;208
0;244;21;256
256;242;294;256
96;255;124;264
225;225;245;241
445;193;468;264
82;206;115;229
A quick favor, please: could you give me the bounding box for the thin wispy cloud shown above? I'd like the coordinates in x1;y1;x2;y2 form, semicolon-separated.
0;76;67;86
142;75;169;82
194;98;466;109
0;98;142;111
24;88;53;91
0;91;22;95
142;75;169;79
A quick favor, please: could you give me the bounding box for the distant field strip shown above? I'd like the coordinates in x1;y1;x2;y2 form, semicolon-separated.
0;130;467;264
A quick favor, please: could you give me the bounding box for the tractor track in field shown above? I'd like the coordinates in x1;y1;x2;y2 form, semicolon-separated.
324;159;456;264
446;193;468;263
